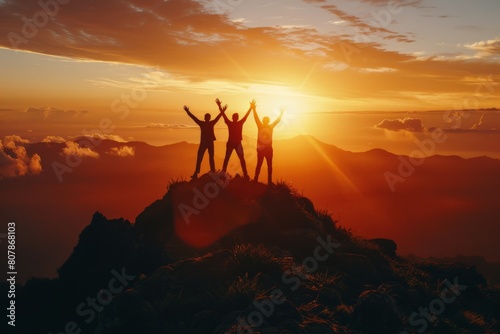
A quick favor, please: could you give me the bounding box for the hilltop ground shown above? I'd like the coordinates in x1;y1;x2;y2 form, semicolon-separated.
6;174;500;334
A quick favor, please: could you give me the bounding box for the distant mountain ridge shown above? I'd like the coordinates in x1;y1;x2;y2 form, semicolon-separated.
2;135;500;284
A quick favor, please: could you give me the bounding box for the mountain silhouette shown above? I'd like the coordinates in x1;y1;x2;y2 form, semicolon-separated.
6;175;499;334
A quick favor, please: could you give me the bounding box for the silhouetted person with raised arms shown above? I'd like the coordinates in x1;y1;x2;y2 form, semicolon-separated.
252;103;284;184
216;98;255;179
184;105;225;179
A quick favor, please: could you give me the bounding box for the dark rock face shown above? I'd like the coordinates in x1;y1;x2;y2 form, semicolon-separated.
57;212;140;298
369;238;398;258
351;290;402;334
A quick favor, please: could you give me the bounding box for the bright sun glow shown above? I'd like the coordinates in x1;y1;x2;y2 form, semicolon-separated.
243;83;310;137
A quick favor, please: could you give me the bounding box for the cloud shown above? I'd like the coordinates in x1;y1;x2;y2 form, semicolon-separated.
435;127;500;135
147;123;196;129
426;110;500;134
328;20;346;25
0;0;411;87
471;113;498;130
0;108;90;124
62;142;99;158
42;136;66;143
79;134;127;142
316;3;414;43
107;146;135;157
0;136;42;179
359;0;423;6
1;0;302;82
231;18;252;24
3;135;30;145
472;113;487;130
357;67;397;73
376;117;425;132
26;107;89;120
465;37;500;58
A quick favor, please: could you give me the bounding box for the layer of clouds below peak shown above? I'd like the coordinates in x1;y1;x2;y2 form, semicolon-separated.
78;133;127;143
106;146;135;157
41;135;67;143
62;142;99;158
376;117;425;132
0;135;42;179
377;110;500;134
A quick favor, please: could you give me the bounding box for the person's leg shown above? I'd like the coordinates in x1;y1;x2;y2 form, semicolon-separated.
222;142;233;172
208;142;215;172
236;143;249;178
267;147;274;184
254;150;264;182
193;144;206;178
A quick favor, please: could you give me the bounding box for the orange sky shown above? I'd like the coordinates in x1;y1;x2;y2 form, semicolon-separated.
1;0;499;156
1;0;500;282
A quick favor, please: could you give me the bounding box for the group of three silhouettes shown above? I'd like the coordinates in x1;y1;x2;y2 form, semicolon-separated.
184;98;283;184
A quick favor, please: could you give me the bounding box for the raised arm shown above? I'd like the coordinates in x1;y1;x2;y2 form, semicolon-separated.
214;98;227;124
271;108;285;127
213;111;224;124
215;98;229;123
252;103;262;127
241;99;255;123
184;106;201;125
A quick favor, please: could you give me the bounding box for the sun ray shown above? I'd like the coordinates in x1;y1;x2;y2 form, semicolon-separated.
220;50;253;82
299;61;321;90
304;135;361;195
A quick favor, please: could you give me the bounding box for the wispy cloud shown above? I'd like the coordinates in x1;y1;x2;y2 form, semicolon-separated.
26;107;89;120
465;37;500;58
147;123;196;129
0;108;93;128
471;112;499;130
